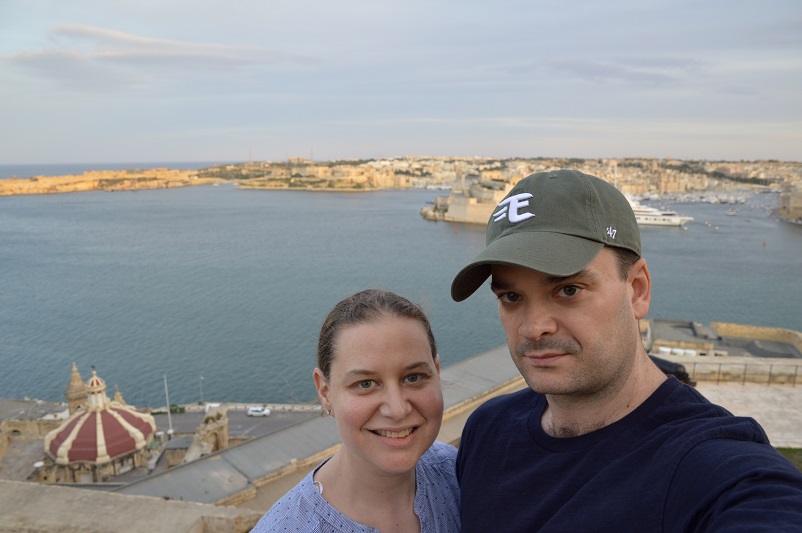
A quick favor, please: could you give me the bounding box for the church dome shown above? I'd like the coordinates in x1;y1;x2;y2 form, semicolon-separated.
44;370;156;466
86;371;106;392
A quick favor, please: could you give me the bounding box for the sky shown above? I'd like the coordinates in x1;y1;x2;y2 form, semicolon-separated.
1;0;801;165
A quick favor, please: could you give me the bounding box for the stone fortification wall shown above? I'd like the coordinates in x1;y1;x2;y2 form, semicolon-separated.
0;419;61;464
444;196;495;224
655;353;801;385
650;321;802;384
0;479;261;533
217;443;340;507
712;322;802;353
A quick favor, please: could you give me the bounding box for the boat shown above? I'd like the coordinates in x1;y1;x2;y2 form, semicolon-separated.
627;197;693;227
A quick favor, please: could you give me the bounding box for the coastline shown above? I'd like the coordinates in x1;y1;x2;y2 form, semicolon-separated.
0;169;225;197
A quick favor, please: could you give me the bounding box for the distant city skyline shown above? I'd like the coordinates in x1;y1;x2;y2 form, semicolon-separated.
2;1;800;165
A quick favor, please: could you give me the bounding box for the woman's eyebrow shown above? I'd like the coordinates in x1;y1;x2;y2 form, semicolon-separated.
343;361;431;378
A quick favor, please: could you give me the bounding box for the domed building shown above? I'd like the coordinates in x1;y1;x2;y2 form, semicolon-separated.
38;365;157;483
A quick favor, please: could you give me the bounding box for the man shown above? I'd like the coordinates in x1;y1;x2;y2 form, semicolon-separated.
451;169;802;531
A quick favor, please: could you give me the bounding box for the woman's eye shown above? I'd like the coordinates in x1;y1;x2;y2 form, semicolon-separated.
357;380;374;389
406;374;421;384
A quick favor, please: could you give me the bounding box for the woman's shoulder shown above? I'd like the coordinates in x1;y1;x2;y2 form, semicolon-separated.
250;471;315;531
251;463;343;532
421;440;458;463
417;440;458;484
416;441;461;530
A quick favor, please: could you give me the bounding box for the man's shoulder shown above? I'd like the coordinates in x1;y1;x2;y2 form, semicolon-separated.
651;378;770;445
464;387;539;432
473;387;538;414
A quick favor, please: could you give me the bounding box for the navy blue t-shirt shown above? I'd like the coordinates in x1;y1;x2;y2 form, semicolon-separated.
456;377;802;532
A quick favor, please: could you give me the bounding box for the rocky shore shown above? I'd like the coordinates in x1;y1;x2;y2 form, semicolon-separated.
0;168;224;196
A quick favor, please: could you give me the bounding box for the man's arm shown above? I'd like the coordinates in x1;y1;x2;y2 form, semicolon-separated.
667;439;802;531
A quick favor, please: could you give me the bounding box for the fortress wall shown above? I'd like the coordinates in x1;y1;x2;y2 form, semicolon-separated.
712;322;802;353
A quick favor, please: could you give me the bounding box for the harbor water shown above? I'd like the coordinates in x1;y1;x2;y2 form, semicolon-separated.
1;184;800;407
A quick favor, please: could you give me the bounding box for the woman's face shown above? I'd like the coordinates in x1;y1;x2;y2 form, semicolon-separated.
314;315;443;477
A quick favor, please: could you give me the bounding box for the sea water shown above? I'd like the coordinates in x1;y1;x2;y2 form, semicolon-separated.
0;185;799;407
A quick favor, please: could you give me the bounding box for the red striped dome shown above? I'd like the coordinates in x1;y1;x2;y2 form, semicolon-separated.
44;370;156;465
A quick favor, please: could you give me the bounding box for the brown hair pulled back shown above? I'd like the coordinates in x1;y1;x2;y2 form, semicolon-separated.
317;289;437;379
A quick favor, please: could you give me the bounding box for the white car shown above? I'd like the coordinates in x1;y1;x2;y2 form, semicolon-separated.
247;406;271;417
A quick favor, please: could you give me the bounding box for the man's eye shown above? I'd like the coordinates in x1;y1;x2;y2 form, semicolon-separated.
406;374;421;384
357;380;374;389
560;285;580;297
497;292;520;303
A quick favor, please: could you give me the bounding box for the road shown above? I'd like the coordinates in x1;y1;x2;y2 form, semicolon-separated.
152;410;320;438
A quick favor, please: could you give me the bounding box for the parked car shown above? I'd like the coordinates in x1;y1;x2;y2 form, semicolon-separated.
649;355;697;386
247;406;271;417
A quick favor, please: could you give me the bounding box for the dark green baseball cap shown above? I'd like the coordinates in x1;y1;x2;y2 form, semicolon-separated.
451;169;641;302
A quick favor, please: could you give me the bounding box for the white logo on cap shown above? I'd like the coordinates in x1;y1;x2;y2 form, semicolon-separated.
493;193;536;223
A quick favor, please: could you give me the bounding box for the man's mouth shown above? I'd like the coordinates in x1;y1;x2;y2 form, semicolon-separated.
526;352;566;360
516;339;580;359
373;427;415;438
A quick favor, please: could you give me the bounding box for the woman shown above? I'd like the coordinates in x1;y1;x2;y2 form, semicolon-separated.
251;289;459;532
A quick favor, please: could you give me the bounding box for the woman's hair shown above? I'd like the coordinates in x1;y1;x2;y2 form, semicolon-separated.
317;289;437;379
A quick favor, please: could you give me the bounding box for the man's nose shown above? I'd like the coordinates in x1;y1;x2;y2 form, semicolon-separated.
519;304;558;340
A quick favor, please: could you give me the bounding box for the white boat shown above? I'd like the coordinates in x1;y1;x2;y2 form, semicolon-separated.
627;197;693;227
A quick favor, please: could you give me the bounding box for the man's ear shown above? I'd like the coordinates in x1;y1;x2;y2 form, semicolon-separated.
313;368;330;410
630;258;651;320
434;354;441;376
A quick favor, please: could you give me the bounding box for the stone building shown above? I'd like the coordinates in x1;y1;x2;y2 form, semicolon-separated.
35;366;156;483
779;188;802;222
64;362;87;415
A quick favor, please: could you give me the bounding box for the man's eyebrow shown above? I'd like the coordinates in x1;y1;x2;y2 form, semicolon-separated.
542;271;593;286
489;280;512;292
490;269;596;291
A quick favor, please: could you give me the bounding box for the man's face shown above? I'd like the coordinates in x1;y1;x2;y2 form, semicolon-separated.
490;248;649;400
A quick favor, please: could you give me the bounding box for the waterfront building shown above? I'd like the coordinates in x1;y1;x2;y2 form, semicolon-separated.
779;187;802;223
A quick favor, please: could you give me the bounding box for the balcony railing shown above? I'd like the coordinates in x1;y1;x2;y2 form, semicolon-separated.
687;361;801;386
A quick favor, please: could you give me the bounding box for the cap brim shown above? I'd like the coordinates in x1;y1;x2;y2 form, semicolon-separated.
450;232;604;301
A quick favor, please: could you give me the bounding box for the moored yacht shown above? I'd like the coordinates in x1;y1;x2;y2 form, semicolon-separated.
627;197;694;227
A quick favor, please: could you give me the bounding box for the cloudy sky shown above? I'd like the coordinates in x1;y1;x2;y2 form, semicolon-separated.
2;0;800;164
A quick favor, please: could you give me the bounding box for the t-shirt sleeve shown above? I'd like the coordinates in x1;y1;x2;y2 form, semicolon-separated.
666;439;802;531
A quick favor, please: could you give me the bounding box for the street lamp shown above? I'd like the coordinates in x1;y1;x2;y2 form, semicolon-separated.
163;374;173;438
200;376;204;404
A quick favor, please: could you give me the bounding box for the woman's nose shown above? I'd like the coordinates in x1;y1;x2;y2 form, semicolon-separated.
379;385;411;419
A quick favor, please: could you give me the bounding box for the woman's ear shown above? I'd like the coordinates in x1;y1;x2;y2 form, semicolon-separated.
313;368;330;410
434;354;441;376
